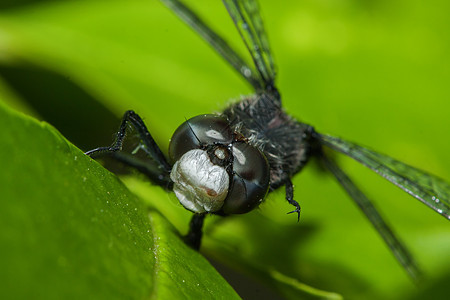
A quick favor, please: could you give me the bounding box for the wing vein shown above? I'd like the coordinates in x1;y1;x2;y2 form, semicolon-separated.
321;153;422;282
160;0;262;90
318;134;450;220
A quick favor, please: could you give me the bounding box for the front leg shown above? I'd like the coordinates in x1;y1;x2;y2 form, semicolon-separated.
85;110;172;187
184;214;206;250
85;110;171;171
285;179;301;222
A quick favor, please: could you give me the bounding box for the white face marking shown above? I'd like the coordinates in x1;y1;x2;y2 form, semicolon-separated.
205;129;225;141
170;149;229;213
214;148;226;160
232;146;246;165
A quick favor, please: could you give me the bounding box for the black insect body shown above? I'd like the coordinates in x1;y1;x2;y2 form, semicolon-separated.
222;93;313;192
86;0;450;282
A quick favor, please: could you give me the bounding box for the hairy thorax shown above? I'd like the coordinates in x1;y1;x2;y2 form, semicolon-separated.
222;93;313;190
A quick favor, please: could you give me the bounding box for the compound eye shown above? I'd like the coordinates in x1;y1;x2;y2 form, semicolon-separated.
221;142;270;214
169;114;233;163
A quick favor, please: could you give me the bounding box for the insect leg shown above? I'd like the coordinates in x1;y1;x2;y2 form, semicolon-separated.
321;152;422;282
86;110;170;169
285;179;301;222
85;111;172;187
184;214;206;250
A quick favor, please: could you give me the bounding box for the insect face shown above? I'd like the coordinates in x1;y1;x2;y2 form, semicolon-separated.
169;114;270;214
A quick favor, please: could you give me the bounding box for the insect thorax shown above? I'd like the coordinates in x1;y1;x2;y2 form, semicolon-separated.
222;93;313;190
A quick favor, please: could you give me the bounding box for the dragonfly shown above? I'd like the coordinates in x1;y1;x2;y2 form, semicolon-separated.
85;0;450;282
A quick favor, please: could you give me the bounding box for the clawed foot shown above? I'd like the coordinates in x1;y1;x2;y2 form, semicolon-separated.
287;205;301;222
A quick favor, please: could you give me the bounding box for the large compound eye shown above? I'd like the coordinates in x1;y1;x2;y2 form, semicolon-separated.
169;114;235;214
221;142;270;214
169;114;233;163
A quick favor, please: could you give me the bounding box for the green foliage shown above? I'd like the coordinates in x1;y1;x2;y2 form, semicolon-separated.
0;103;239;299
0;0;449;299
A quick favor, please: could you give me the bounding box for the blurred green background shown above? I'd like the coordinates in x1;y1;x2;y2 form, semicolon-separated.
0;0;449;299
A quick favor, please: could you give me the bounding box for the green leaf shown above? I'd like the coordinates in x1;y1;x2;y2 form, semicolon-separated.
1;0;450;299
0;102;239;299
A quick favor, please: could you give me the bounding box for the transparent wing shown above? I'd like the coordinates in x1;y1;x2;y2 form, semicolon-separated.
160;0;264;91
318;134;450;220
223;0;277;91
321;154;421;282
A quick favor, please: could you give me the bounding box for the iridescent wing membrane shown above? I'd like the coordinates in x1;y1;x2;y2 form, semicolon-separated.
319;134;450;220
160;0;276;94
223;0;276;91
318;135;450;281
160;0;450;280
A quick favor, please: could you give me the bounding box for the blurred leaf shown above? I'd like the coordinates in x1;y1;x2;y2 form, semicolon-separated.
0;102;239;299
269;270;342;300
0;75;38;116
